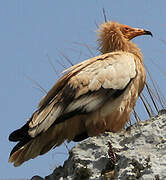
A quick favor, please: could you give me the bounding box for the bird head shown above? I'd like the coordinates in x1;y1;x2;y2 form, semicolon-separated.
97;21;152;54
120;24;152;40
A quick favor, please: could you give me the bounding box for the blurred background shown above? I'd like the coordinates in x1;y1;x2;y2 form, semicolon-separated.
1;0;166;178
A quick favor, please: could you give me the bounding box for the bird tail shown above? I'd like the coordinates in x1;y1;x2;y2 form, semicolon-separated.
8;115;84;166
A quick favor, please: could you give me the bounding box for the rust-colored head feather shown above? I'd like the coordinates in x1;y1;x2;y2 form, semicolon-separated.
97;21;152;59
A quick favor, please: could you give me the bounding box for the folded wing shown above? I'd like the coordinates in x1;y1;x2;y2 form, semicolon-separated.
29;52;136;136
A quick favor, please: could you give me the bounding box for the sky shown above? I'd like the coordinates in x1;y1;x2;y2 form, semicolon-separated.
1;0;166;179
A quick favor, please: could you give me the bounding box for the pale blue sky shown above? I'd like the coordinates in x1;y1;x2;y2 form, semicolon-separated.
1;0;166;178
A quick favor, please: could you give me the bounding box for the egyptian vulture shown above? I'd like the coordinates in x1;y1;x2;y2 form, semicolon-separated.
9;21;152;166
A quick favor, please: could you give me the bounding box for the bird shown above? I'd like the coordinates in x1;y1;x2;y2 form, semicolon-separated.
9;21;152;166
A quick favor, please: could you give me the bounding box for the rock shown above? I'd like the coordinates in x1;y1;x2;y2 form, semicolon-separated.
31;112;166;180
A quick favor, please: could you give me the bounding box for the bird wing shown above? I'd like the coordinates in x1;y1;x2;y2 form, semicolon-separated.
28;51;136;138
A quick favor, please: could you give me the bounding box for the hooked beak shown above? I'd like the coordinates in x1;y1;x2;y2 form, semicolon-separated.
143;30;153;37
129;28;153;40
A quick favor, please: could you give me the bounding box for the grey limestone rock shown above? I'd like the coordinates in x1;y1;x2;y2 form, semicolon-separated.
31;111;166;180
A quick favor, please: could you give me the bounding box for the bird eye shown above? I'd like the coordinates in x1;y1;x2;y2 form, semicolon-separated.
124;27;129;31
